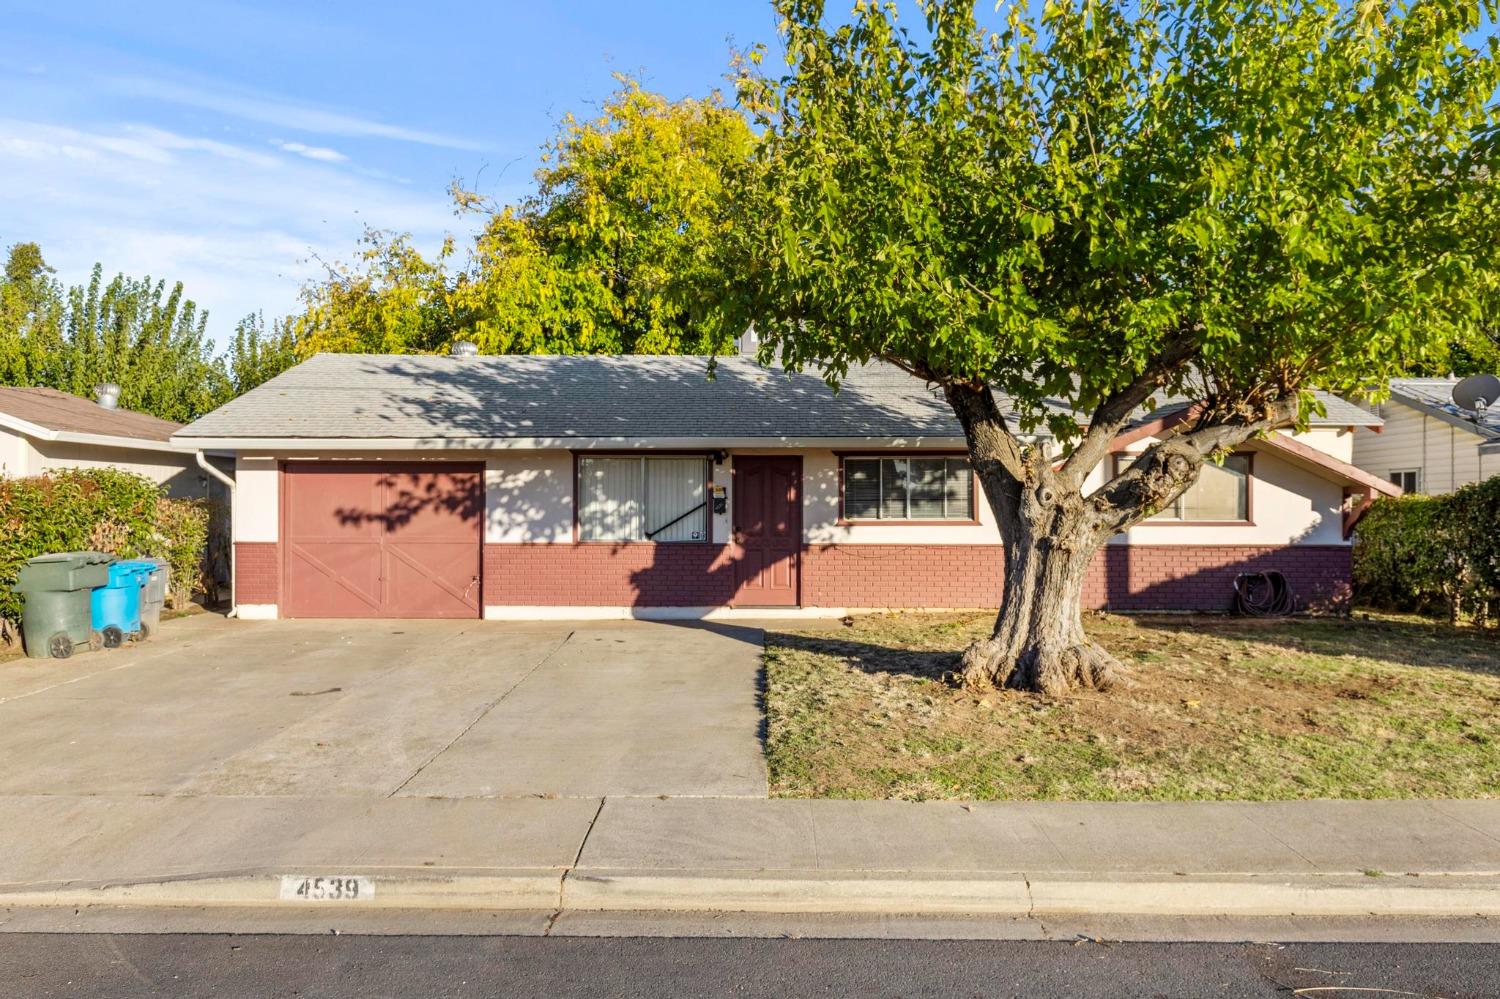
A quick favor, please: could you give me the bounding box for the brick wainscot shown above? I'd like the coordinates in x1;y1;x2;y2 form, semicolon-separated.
480;543;1353;613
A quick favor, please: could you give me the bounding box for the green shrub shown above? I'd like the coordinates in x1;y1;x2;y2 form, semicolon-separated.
0;468;213;642
1354;477;1500;623
154;496;211;609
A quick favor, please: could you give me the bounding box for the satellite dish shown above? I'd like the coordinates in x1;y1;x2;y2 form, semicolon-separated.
1453;374;1500;414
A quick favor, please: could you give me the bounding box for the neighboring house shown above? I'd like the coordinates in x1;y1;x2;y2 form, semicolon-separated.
172;352;1396;621
1352;378;1500;494
0;386;208;498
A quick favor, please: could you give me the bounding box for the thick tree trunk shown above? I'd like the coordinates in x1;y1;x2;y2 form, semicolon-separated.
957;503;1125;697
943;381;1127;697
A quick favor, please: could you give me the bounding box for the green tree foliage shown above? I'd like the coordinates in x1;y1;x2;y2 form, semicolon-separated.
733;0;1500;693
290;77;756;357
0;243;293;421
225;312;300;396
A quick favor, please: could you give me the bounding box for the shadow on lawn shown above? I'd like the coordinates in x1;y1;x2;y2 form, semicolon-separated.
766;629;959;682
1111;614;1500;680
767;614;1500;686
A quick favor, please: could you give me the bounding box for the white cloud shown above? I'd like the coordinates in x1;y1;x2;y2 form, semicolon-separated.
272;139;347;163
112;74;488;151
0;118;465;343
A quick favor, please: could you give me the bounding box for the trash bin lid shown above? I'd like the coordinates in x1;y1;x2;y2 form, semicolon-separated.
25;551;115;568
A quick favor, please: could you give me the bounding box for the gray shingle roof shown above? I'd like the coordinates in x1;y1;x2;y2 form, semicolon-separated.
1388;378;1500;441
175;352;1379;442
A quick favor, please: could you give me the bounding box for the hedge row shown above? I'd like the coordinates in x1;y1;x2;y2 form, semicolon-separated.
1353;476;1500;622
0;468;212;645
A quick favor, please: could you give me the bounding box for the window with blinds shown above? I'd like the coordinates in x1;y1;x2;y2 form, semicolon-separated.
578;456;709;542
842;457;974;521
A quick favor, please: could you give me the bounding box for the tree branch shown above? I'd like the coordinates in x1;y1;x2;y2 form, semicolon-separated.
1085;395;1300;538
1057;331;1199;491
944;381;1028;484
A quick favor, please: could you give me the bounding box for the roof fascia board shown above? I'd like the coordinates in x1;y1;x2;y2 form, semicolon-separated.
2;408;182;452
1255;431;1403;496
49;430;184;453
0;410;59;441
1387;390;1498;442
169;434;973;452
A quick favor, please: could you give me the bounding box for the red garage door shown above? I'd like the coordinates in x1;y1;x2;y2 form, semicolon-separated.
281;463;482;619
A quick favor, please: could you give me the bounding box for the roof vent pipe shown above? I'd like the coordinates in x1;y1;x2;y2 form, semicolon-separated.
94;383;121;409
450;340;479;357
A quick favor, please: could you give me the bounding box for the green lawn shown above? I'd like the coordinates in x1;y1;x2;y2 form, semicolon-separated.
764;612;1500;801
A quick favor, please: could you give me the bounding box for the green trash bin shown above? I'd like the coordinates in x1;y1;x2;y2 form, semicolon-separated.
12;552;116;659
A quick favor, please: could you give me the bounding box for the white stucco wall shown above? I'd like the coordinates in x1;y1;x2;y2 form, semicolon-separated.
1352;403;1493;495
796;449;1003;545
484;451;573;543
227;442;1348;550
234;455;280;543
1289;426;1354;463
1087;443;1346;547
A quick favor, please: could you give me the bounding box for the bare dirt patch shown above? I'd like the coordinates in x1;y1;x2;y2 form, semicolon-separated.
763;612;1500;800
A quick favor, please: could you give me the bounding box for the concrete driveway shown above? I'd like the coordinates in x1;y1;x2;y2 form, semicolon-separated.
0;614;767;798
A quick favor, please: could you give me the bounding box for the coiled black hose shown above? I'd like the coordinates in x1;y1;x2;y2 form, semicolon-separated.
1234;570;1296;616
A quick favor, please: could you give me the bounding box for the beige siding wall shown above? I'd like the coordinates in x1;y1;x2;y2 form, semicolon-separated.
1352;404;1492;495
6;435;205;498
0;429;30;478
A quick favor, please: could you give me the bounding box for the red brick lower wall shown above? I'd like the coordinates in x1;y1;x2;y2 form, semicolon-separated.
483;543;739;607
234;542;280;605
478;542;1353;613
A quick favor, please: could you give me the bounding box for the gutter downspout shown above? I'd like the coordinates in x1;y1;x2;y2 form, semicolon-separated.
195;451;238;619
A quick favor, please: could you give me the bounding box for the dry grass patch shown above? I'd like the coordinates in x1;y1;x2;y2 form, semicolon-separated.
763;612;1500;801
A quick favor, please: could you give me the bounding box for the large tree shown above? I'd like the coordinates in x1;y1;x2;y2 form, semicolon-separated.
1;243;226;422
734;0;1500;694
290;77;755;357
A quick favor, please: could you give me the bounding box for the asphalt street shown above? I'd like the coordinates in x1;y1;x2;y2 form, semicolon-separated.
2;935;1498;998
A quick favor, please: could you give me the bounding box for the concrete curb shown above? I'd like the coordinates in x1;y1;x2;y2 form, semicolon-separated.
3;869;1498;919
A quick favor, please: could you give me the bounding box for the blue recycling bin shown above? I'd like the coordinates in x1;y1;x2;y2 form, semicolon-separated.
89;560;156;648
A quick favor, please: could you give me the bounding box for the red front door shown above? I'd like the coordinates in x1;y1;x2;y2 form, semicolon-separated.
281;463;483;619
732;456;801;607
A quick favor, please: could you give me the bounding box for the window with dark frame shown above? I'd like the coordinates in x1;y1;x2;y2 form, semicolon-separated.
1113;452;1252;522
842;457;973;521
1389;469;1420;494
577;456;710;542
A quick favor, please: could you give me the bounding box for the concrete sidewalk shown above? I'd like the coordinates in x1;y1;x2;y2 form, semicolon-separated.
2;794;1497;923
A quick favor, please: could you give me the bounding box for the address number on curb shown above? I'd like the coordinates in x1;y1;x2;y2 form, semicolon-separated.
279;876;374;901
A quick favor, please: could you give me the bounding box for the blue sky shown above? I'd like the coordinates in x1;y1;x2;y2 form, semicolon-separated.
1;1;782;342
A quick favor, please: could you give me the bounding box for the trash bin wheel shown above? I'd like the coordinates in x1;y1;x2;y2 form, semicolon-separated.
101;626;124;649
138;620;152;642
48;633;74;659
89;630;104;651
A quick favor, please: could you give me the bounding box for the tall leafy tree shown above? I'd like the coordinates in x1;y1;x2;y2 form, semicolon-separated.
225;312;300;396
733;0;1500;694
290;77;756;357
0;242;290;422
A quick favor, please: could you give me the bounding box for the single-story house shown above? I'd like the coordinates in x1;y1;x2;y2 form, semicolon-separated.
0;385;209;498
171;351;1397;621
1353;378;1500;494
